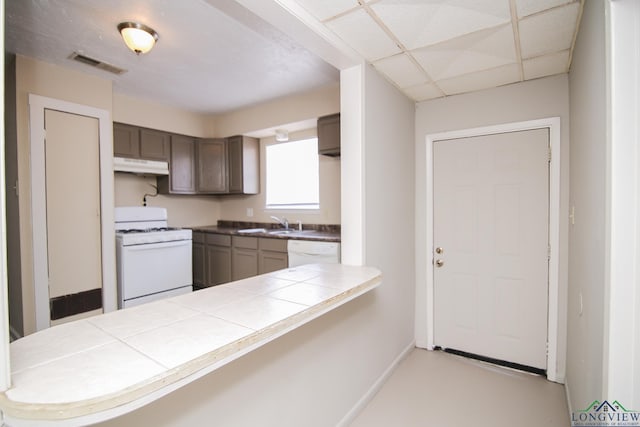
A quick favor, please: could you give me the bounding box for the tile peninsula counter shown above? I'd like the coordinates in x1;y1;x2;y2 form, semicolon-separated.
1;264;381;426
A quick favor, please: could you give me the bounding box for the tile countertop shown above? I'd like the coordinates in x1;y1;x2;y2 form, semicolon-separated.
1;264;380;427
190;225;341;243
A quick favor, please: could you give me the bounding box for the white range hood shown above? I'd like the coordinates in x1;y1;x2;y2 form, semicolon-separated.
113;157;169;175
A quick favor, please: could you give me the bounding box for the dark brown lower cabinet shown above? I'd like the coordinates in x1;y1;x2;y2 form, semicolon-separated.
207;245;232;286
193;233;290;287
231;236;258;281
192;232;206;286
258;238;288;274
192;233;231;287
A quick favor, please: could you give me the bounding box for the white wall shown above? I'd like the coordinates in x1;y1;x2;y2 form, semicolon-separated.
340;66;365;265
566;0;607;412
414;75;571;380
98;63;416;427
362;63;416;353
605;0;640;409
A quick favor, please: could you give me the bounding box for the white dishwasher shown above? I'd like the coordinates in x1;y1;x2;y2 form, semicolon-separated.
287;240;341;267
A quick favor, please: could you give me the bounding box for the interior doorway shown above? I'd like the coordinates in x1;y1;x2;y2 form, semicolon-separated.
29;94;116;331
44;109;103;325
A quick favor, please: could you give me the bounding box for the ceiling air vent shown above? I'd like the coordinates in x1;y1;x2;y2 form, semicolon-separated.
69;52;127;75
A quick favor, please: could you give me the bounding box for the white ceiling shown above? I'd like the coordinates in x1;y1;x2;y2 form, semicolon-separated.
4;0;340;114
286;0;583;101
5;0;583;115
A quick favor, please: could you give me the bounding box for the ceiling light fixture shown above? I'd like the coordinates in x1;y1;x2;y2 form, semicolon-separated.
275;129;289;142
118;22;159;55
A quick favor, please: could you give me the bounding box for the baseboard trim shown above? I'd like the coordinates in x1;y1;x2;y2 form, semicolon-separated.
336;340;415;427
564;378;574;421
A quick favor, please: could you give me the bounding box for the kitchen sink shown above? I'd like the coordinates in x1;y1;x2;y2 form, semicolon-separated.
237;228;267;234
268;229;297;235
236;228;313;236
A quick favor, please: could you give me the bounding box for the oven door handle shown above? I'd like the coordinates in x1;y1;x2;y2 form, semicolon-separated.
125;240;191;250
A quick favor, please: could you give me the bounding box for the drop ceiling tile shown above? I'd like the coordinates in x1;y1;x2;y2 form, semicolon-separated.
373;54;429;88
371;0;511;50
523;50;570;79
437;63;521;95
515;0;576;18
294;0;360;21
325;8;401;60
412;24;516;81
403;83;445;102
519;2;580;58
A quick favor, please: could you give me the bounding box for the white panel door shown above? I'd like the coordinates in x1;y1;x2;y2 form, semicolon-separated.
433;129;549;369
45;109;102;305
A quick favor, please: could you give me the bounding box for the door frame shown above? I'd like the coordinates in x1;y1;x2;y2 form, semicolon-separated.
416;117;562;382
29;94;116;331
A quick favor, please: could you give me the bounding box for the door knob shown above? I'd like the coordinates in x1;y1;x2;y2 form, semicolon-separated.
435;247;444;254
435;259;444;267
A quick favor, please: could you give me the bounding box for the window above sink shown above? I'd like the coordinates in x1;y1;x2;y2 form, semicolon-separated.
265;137;319;210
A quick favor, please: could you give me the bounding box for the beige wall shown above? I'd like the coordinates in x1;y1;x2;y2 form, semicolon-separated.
212;83;340;137
114;173;221;227
14;55;113;335
218;128;341;225
113;93;214;138
415;74;571;380
566;0;607;412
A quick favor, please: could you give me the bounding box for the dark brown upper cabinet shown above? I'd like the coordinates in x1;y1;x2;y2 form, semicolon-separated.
139;128;170;161
197;138;228;193
117;121;261;196
317;113;340;157
227;135;259;194
158;134;196;194
113;122;170;161
113;123;140;158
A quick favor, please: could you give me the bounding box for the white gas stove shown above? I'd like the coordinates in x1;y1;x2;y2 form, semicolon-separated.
115;207;192;308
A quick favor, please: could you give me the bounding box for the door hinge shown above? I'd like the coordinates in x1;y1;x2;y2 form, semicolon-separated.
547;245;551;260
548;146;552;163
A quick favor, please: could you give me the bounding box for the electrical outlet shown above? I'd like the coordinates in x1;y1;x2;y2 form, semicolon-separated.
246;208;254;217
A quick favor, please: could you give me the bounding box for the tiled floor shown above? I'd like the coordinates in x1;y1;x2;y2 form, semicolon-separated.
349;348;570;427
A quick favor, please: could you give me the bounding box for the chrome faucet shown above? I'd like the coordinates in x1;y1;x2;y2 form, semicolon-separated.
270;215;289;229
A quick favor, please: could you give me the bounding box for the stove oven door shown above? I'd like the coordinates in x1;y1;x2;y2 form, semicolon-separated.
117;239;192;308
